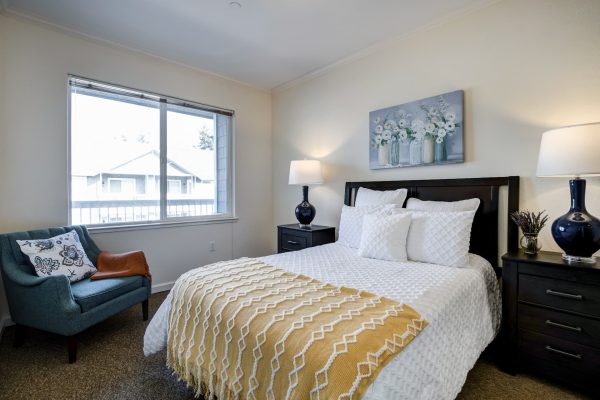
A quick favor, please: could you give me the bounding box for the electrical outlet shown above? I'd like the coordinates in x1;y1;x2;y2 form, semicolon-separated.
209;241;215;252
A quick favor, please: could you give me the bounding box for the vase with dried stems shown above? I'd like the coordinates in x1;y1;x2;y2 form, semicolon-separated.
510;210;549;255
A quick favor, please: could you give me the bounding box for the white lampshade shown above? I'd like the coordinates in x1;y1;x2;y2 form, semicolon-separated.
288;160;323;185
536;122;600;177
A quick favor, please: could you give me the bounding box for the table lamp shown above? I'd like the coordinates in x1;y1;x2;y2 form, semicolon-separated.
536;122;600;263
288;160;323;227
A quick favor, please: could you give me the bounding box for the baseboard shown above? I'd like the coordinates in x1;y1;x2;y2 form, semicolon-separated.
152;281;174;294
0;316;14;342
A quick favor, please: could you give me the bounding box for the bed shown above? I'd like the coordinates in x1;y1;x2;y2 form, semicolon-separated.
144;176;520;399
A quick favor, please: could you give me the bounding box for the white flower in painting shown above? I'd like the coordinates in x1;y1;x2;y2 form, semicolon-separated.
382;130;392;141
375;125;383;134
374;117;381;124
384;121;393;130
445;112;456;122
399;129;408;141
375;135;382;144
392;126;400;133
414;130;425;141
411;119;425;131
425;122;436;133
436;137;444;144
445;121;455;131
398;119;408;128
437;128;447;138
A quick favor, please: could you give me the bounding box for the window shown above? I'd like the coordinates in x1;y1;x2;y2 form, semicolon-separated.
68;76;234;227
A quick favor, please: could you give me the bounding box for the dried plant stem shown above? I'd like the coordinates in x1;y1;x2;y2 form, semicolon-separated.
510;210;549;235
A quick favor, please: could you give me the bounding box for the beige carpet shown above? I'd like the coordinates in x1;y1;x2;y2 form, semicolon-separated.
0;291;589;400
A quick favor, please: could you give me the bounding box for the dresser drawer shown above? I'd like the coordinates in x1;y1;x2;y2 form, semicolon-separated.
518;330;600;377
280;233;308;251
518;303;600;349
519;274;600;318
518;330;600;395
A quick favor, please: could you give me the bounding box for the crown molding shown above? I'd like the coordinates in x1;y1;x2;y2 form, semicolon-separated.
1;6;270;93
273;0;501;93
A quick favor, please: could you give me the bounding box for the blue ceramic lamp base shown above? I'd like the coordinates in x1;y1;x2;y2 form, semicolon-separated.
295;185;316;228
552;178;600;264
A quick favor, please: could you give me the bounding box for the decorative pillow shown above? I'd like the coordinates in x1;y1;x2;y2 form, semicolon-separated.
406;197;480;212
337;204;395;249
358;213;412;262
17;230;97;282
397;210;476;267
354;187;408;207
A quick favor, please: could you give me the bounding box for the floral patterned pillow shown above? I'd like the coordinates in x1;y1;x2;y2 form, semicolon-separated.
17;230;97;282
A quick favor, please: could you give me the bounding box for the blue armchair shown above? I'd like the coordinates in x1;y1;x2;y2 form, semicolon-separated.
0;225;151;363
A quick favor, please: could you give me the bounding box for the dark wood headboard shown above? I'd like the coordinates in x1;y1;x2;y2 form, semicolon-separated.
344;176;520;273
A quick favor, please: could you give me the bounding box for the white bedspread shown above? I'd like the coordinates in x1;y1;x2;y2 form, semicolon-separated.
144;243;500;400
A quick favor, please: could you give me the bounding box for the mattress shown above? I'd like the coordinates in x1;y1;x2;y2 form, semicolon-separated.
144;243;500;400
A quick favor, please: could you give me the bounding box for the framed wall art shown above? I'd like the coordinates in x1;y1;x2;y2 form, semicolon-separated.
369;90;464;169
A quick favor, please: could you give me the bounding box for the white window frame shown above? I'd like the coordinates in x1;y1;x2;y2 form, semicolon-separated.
167;179;182;195
67;75;236;231
108;178;136;195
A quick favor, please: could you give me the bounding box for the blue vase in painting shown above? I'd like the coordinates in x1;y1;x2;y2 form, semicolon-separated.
434;140;447;162
390;140;400;166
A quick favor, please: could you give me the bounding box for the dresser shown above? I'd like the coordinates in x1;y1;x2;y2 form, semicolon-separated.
277;224;335;253
502;250;600;395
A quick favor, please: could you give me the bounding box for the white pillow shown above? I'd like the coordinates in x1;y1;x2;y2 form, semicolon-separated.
406;197;480;212
337;204;394;249
397;210;476;267
354;187;408;207
17;230;97;282
358;213;412;262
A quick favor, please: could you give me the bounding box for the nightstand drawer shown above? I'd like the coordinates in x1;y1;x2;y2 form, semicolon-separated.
519;274;600;318
280;233;308;251
518;330;600;378
519;303;600;349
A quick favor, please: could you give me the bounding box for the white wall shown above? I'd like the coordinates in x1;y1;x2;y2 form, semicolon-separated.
272;0;600;255
0;14;273;323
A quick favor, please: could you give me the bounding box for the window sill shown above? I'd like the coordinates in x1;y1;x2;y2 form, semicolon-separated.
87;216;238;234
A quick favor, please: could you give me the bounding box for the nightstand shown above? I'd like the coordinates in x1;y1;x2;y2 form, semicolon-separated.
277;224;335;253
502;250;600;395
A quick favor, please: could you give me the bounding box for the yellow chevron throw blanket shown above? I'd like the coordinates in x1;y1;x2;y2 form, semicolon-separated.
167;258;427;400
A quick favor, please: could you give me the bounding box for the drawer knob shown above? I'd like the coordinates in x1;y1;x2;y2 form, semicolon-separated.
287;240;299;245
545;319;582;332
545;289;583;301
545;345;582;360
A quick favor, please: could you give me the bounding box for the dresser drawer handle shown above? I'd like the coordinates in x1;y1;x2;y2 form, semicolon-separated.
545;289;583;301
545;345;582;360
287;240;299;245
545;319;582;332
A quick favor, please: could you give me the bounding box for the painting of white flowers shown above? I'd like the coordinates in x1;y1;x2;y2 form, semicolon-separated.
369;90;464;169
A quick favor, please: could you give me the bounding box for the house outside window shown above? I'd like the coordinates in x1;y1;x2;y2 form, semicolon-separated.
68;76;234;227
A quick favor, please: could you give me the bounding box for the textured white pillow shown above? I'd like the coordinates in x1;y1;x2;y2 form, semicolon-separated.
406;197;480;212
358;213;412;262
337;204;394;249
17;230;97;282
398;210;476;267
354;187;408;207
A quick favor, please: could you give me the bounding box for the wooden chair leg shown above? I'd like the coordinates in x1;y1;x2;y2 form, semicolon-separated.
67;335;77;364
142;300;149;321
13;324;26;348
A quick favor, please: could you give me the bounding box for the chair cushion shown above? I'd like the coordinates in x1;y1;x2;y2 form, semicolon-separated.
71;276;144;312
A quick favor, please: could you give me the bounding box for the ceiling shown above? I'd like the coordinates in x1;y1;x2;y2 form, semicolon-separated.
4;0;493;89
